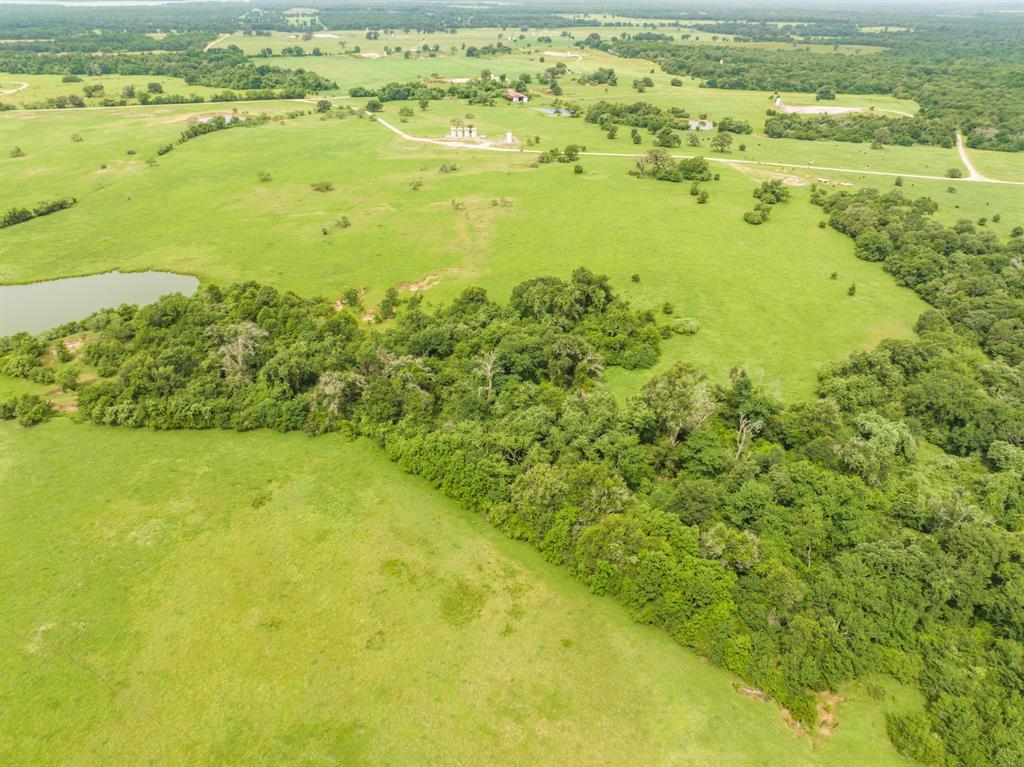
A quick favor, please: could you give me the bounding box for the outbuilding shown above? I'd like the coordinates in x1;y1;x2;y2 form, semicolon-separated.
504;90;529;103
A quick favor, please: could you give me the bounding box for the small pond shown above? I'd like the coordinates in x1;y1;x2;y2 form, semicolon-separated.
0;270;199;336
535;107;574;117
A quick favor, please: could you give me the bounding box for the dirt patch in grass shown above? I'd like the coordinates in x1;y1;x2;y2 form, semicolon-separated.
737;686;768;701
397;268;457;292
25;622;56;654
776;102;865;116
161;110;235;125
729;164;808;187
817;691;844;736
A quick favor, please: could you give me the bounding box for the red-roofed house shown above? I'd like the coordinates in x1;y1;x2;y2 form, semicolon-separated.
504;90;529;103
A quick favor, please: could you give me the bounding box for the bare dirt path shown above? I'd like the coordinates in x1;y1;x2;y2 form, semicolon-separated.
204;33;231;52
956;131;994;182
369;114;1024;186
0;81;29;95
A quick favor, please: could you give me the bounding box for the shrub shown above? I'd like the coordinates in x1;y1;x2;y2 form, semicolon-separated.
672;317;699;335
945;167;963;178
310;181;334;192
6;394;53;427
55;367;79;392
743;208;768;225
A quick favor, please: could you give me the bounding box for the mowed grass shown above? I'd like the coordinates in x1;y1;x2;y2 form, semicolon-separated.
0;109;927;398
0;419;919;766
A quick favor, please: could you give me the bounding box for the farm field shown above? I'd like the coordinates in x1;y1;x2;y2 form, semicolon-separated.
0;419;919;766
0;108;928;399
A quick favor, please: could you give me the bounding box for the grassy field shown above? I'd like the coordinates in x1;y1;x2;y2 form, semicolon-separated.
0;107;928;399
968;146;1024;183
211;24;886;57
0;73;230;109
0;418;920;766
1;21;1018;767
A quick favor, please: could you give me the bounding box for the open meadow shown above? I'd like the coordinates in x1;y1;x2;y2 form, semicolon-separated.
0;419;919;766
0;105;929;399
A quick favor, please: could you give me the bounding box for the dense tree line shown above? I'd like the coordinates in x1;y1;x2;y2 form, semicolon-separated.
584;100;692;132
0;49;335;94
0;31;214;53
764;111;955;148
0;4;246;38
812;186;1024;457
3;255;1020;766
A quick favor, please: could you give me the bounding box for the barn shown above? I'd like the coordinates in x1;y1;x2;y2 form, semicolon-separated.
504;90;529;103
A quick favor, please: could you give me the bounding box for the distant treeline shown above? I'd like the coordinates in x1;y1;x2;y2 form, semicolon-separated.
0;4;244;38
0;50;336;94
22;89;312;111
0;31;214;53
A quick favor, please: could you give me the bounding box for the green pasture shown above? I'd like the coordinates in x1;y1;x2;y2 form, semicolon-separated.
0;108;927;399
380;97;955;178
0;99;306;207
0;418;919;766
968;147;1024;183
0;73;229;109
802;170;1023;232
245;42;910;126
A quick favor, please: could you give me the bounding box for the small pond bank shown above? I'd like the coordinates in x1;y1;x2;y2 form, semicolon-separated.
0;270;199;335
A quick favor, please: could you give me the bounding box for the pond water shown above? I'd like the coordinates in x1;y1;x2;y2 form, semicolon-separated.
0;271;199;335
535;107;574;117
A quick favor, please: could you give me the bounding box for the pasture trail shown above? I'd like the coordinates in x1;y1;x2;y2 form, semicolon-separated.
0;81;29;95
956;131;994;182
203;33;230;52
